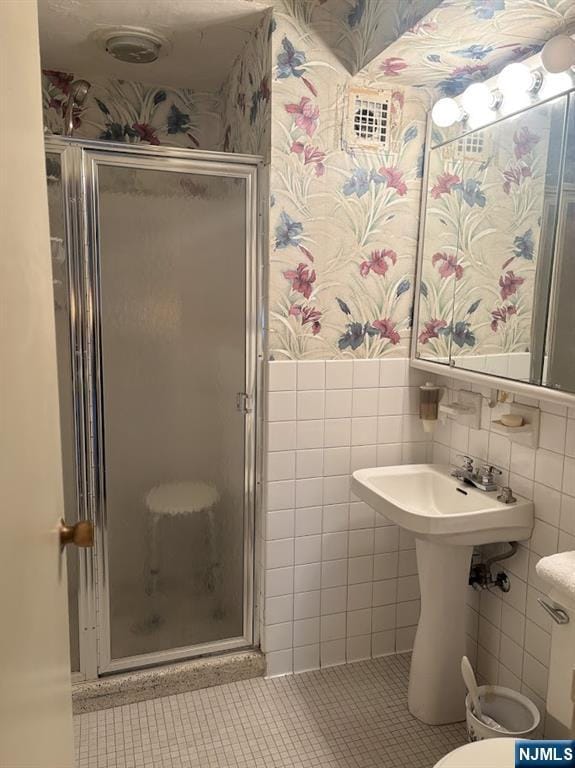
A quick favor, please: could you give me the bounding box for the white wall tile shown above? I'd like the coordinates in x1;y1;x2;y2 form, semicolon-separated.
377;443;403;466
374;525;399;553
325;390;352;419
374;552;399;581
268;361;296;392
264;622;293;652
293;643;319;673
324;418;351;447
533;482;561;527
266;509;294;541
535;449;563;490
563;457;575;497
267;480;295;511
266;539;294;569
372;605;396;632
322;531;348;561
351;417;378;446
297;361;325;390
322;503;349;533
350;445;377;471
265;595;293;625
377;416;403;444
268;421;297;452
266;567;294;598
353;359;380;388
297;390;325;421
294;534;322;565
294;563;321;593
295;477;323;508
395;626;417;653
347;582;372;610
268;391;297;422
510;443;535;480
295;506;322;537
346;635;371;661
267;451;296;482
266;649;293;677
352;388;379;417
347;608;372;637
293;617;320;647
321;586;347;615
349;501;375;529
323;475;350;505
378;387;404;416
560;493;575;535
349;529;374;557
524;620;550;667
320;639;346;667
321;612;346;641
372;630;395;657
372;579;397;607
539;412;566;454
380;358;408;387
325;360;353;390
529;519;559;557
323;447;351;476
321;559;347;588
296;420;324;449
565;419;575;458
348;556;373;585
296;449;323;479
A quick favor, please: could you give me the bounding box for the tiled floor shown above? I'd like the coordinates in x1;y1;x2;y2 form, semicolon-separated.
75;654;467;768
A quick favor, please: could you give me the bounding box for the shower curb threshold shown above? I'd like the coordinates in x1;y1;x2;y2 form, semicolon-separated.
72;649;266;714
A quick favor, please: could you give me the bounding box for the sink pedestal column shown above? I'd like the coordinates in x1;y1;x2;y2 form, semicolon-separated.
408;538;473;725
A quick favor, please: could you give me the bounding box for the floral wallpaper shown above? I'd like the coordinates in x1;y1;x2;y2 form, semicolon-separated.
360;0;575;99
42;70;223;151
268;1;426;359
416;99;563;372
221;9;273;160
274;0;443;75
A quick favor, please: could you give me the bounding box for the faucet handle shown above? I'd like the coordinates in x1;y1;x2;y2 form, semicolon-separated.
480;464;502;483
457;454;474;471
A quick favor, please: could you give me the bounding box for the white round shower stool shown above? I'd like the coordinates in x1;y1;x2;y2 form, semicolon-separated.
144;481;220;597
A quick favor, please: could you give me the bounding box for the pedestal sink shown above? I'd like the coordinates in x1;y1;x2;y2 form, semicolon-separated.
351;464;533;725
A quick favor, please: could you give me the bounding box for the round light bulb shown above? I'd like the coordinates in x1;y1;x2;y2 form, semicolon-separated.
542;34;575;73
431;97;461;128
461;82;492;114
497;62;536;93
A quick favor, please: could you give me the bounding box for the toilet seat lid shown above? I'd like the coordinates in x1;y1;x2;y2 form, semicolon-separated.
435;738;517;768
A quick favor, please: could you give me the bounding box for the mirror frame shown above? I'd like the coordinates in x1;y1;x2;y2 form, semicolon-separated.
411;59;575;406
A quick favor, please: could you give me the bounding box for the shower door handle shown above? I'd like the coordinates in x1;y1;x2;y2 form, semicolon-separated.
59;519;94;550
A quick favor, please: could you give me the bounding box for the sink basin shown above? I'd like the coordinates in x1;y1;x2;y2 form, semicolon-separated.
351;463;533;545
351;463;534;726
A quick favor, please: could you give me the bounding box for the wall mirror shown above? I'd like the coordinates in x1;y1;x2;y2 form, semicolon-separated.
413;70;575;398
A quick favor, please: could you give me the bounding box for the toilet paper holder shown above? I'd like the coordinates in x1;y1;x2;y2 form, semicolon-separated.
538;597;570;625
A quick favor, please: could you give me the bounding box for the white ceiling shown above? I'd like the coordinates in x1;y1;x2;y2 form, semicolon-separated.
38;0;272;91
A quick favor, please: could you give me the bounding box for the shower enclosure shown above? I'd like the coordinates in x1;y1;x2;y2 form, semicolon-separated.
45;137;262;678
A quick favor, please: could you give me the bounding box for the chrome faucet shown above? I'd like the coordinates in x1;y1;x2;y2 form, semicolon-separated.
450;455;502;492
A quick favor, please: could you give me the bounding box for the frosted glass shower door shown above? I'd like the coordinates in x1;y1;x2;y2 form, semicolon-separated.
87;153;257;670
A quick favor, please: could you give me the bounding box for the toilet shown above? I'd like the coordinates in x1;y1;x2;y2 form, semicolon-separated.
434;739;516;767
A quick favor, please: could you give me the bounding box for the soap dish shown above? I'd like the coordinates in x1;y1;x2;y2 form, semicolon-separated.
490;404;540;448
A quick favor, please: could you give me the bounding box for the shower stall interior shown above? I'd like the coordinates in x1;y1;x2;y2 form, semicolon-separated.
46;137;261;679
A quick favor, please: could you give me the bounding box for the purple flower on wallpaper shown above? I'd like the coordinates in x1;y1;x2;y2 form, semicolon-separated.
285;97;319;137
432;252;463;280
499;271;525;300
275;211;303;249
360;249;398;278
513;229;534;261
379;57;409;77
491;304;517;332
277;37;306;78
470;0;506;19
283;263;316;300
347;0;365;28
291;142;326;177
372;318;401;345
418;319;448;345
502;163;531;194
343;168;370;198
452;44;496;61
514;126;540;159
289;304;322;335
437;64;489;97
430;172;461;198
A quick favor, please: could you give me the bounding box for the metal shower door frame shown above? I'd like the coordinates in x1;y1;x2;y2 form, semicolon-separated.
46;136;263;678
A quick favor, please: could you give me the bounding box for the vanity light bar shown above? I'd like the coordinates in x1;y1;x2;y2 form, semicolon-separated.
431;33;574;128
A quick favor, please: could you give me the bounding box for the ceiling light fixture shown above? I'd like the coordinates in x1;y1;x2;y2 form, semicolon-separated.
431;97;465;128
497;63;542;95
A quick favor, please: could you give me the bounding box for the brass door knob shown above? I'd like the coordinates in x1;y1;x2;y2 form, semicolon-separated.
59;519;94;549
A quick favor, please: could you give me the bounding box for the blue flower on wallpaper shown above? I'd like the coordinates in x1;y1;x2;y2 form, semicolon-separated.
513;228;534;261
275;211;303;249
427;54;442;63
167;105;190;134
396;279;411;298
437;65;488;97
452;44;496;61
439;321;476;348
339;322;367;350
470;0;505;19
347;0;366;29
403;125;418;144
343;168;370;198
455;179;487;208
276;37;307;79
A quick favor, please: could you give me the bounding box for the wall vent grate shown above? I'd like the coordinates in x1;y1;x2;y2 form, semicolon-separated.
342;87;393;152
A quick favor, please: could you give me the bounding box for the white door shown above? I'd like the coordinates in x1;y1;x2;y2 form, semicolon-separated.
0;2;75;767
